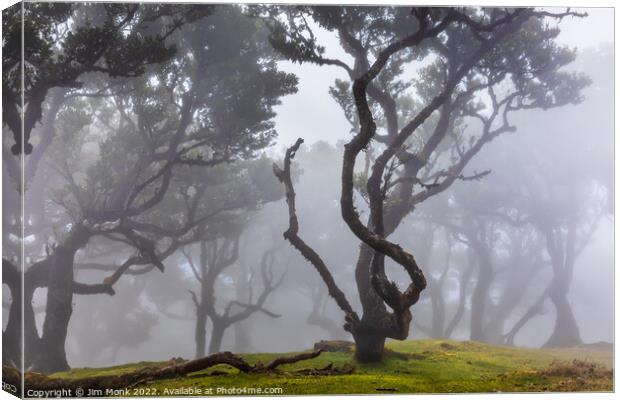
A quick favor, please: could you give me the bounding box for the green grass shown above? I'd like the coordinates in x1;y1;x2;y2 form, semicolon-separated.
50;340;613;395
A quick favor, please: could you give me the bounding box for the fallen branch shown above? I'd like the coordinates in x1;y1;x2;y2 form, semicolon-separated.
6;349;334;392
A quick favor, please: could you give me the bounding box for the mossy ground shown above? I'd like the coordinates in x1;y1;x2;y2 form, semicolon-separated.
50;340;613;395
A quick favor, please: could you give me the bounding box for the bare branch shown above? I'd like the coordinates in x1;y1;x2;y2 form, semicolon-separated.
273;138;360;332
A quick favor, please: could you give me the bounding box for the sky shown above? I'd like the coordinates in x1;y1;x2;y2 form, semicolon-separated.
272;7;614;149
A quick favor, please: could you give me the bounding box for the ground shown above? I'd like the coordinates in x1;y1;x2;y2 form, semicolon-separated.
50;339;613;395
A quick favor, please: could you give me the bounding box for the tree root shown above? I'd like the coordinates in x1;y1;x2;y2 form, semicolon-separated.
313;340;355;353
4;349;354;392
383;348;415;360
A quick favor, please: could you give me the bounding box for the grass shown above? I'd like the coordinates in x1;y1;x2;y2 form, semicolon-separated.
50;339;613;395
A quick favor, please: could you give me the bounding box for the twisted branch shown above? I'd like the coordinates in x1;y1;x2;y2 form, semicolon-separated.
273;138;360;333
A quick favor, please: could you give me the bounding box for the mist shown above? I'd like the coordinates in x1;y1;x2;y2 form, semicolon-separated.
2;4;613;375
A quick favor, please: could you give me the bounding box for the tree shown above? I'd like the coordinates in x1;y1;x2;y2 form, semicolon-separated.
2;2;208;155
184;237;285;356
179;157;287;357
3;4;297;373
484;45;612;347
2;2;206;369
501;150;607;347
268;6;589;361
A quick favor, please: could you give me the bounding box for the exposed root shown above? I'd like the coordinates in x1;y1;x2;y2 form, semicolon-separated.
383;348;417;360
314;340;354;353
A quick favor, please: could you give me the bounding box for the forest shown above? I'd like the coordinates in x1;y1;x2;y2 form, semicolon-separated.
1;3;613;396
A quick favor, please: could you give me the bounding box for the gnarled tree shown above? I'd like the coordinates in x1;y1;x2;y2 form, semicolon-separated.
268;6;589;361
3;4;296;373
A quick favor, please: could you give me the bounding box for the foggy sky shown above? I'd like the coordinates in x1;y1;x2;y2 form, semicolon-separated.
273;7;613;149
4;4;614;369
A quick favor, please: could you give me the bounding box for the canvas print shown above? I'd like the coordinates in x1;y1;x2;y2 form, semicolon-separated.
1;2;613;398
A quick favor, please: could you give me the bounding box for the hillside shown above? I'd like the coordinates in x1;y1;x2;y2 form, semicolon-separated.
37;340;613;395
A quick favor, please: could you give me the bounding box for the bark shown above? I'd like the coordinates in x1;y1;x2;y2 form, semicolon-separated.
4;253;118;371
4;257;56;368
352;333;386;363
354;244;387;322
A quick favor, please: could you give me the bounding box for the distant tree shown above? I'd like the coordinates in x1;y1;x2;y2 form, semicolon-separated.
268;6;589;361
490;46;612;347
178;157;287;357
183;235;285;356
503;158;607;347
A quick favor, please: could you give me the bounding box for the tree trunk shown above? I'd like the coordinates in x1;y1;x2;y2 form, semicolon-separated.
32;227;88;373
544;289;581;347
194;305;208;358
354;244;387;321
352;245;390;362
470;239;493;342
470;271;491;342
233;259;252;353
33;251;74;373
542;222;581;348
353;333;385;363
208;322;226;354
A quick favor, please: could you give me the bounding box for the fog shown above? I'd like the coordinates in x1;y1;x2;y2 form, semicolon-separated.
2;4;613;372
